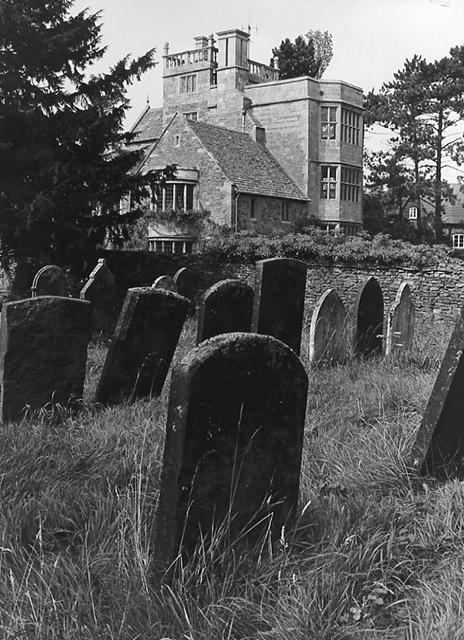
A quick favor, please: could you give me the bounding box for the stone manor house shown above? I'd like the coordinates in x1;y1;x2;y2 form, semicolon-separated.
127;28;364;254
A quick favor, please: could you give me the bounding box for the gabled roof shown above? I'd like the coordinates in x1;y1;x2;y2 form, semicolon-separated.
442;183;464;225
129;106;164;145
186;120;308;201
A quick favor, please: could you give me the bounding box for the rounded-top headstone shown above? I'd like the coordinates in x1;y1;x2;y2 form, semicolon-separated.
155;331;308;571
385;282;415;355
196;279;254;345
31;265;69;298
352;276;384;358
309;288;347;365
152;275;177;292
173;267;198;302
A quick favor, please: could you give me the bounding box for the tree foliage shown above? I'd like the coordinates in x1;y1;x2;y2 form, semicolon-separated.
364;48;464;243
272;30;333;80
0;0;174;269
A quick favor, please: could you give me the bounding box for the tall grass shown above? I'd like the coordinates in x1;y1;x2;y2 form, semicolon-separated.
0;314;459;638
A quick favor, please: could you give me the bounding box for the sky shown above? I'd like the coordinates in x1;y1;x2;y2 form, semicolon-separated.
73;0;464;179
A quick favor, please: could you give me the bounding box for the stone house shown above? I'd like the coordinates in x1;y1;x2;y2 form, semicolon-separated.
128;28;364;253
405;183;464;248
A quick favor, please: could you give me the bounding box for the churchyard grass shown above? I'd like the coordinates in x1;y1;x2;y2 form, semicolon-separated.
0;314;461;638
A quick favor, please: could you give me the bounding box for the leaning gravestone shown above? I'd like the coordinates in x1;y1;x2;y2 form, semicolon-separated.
173;267;198;303
409;307;464;479
152;275;177;292
0;297;91;422
196;279;254;345
80;258;118;337
251;257;307;355
154;332;308;575
353;276;384;358
31;265;69;298
309;289;347;366
385;282;415;356
95;287;189;405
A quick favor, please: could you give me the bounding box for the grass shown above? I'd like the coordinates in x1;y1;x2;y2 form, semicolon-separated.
0;313;461;638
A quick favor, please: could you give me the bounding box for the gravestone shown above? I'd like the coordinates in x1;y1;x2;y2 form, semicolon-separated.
173;267;198;303
95;287;189;405
251;257;307;355
152;275;177;292
353;276;384;358
154;332;308;574
196;279;254;345
0;297;91;422
80;258;118;337
309;289;347;366
385;282;415;356
409;307;464;479
31;265;69;298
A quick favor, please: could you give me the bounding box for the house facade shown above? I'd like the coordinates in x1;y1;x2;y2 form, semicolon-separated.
129;28;364;253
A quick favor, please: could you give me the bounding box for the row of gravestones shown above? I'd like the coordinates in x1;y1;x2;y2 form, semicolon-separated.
30;259;415;364
5;256;463;576
30;261;199;338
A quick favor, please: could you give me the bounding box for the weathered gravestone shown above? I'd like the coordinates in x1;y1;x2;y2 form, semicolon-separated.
353;276;384;358
154;332;308;575
80;258;119;337
251;257;308;355
174;267;198;303
31;265;69;298
385;282;415;356
0;297;91;422
409;307;464;479
196;279;254;345
309;289;347;366
95;287;189;405
152;275;177;292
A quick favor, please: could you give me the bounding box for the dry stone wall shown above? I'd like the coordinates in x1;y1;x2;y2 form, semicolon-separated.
4;249;464;321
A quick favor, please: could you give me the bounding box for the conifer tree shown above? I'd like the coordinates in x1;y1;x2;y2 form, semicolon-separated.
0;0;173;268
272;30;333;80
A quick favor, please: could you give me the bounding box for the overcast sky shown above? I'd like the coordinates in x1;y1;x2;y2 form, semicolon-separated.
73;0;464;179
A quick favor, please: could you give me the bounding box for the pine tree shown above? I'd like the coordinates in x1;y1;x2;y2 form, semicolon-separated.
0;0;173;268
364;48;464;242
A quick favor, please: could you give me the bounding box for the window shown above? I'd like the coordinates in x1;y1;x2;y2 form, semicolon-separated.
184;112;198;121
150;240;194;254
157;183;195;211
341;167;361;202
321;106;337;140
174;134;181;147
180;74;196;94
321;166;337;199
282;202;290;222
341;108;361;145
408;207;418;220
453;234;464;249
250;199;256;219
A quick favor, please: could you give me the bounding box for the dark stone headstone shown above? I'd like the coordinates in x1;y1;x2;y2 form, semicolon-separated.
251;257;307;355
0;297;91;422
31;265;69;298
353;276;384;358
152;275;177;292
154;332;308;574
409;307;464;479
173;267;198;302
196;279;254;345
309;289;347;365
95;287;189;405
80;258;118;337
385;282;415;356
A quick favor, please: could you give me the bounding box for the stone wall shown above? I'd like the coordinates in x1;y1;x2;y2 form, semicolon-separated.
6;249;464;323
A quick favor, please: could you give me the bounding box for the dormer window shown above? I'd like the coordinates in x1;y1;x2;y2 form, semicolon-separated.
408;207;418;220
